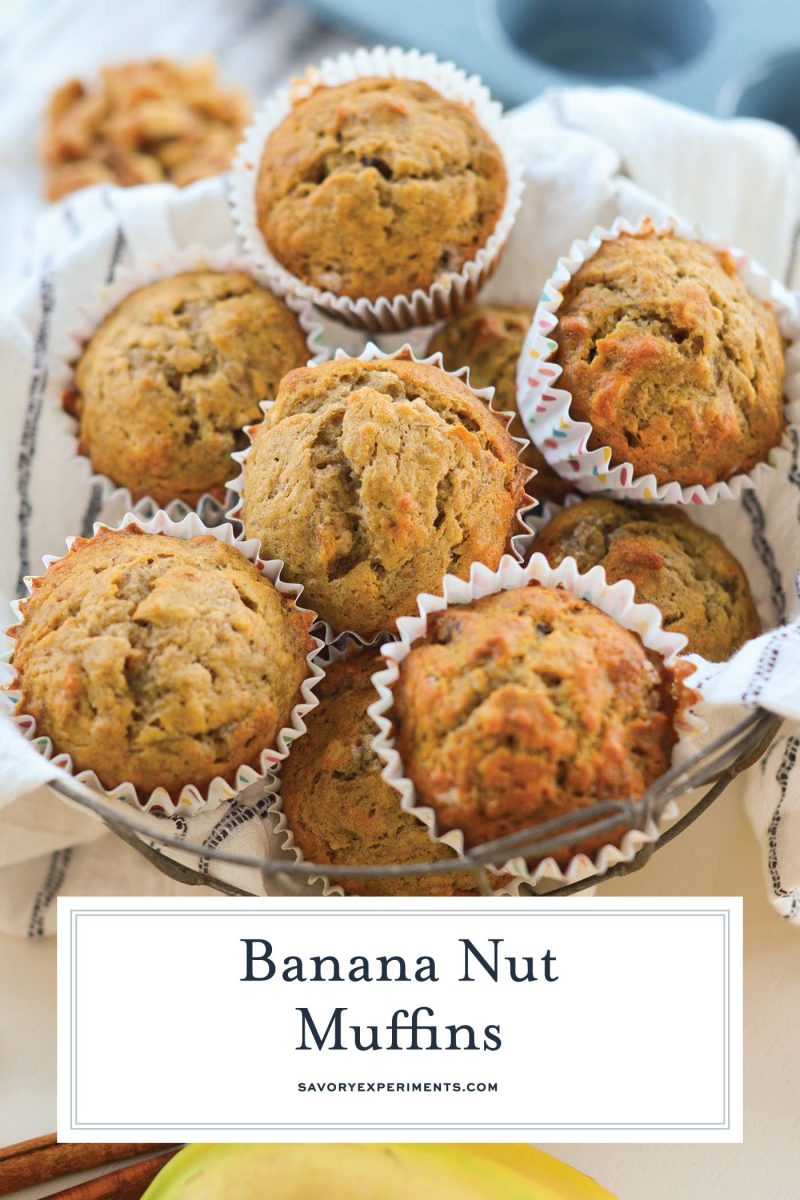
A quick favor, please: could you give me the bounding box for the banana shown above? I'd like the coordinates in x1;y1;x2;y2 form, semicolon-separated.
142;1143;617;1200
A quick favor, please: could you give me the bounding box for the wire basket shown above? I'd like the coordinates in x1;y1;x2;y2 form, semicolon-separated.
47;704;781;898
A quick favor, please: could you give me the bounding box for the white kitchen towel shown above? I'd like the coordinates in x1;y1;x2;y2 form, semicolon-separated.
1;3;800;932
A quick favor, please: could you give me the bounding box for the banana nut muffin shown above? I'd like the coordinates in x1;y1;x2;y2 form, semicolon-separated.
553;231;785;486
392;584;695;864
281;651;478;896
239;355;528;639
428;303;573;503
535;498;760;661
44;57;251;200
9;528;315;799
254;77;507;301
68;271;309;506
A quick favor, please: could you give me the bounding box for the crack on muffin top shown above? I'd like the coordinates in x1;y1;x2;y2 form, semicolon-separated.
72;270;309;506
240;357;527;638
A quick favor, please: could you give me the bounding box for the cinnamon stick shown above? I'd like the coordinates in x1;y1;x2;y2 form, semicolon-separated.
0;1136;176;1195
42;1148;180;1200
0;1133;56;1164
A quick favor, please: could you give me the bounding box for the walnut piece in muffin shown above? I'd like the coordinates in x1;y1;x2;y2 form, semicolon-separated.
44;57;251;200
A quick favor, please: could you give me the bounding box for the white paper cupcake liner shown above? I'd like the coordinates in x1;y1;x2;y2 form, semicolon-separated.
226;341;538;644
54;242;329;517
229;45;524;333
1;508;325;818
368;552;706;891
516;213;800;505
267;631;518;897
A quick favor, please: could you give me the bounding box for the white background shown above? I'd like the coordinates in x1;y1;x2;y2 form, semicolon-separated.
55;897;740;1142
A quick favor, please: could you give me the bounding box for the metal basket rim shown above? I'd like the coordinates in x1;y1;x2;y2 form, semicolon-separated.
45;706;782;897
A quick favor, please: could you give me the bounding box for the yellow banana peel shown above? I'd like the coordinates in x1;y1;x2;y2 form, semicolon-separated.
142;1142;618;1200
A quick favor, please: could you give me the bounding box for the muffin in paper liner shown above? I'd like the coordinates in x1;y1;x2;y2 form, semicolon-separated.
53;242;330;518
268;633;386;899
516;213;800;506
226;341;538;645
0;507;325;818
367;552;706;891
267;631;520;897
229;44;524;333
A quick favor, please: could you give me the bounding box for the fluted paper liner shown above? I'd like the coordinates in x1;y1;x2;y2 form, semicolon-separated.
368;552;706;890
516;213;800;505
54;242;329;517
229;44;524;333
226;341;537;644
1;508;325;818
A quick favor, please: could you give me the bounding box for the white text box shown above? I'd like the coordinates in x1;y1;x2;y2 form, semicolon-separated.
57;896;742;1143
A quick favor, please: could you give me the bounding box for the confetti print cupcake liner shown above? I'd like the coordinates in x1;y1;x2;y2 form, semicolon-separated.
516;213;800;506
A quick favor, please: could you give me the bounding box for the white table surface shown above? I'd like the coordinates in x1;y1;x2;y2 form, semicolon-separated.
1;794;798;1200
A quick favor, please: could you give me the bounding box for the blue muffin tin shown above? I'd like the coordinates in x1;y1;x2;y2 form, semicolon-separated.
302;0;800;137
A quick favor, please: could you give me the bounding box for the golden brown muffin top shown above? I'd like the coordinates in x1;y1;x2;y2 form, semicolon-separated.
255;77;507;301
428;303;573;502
70;270;309;506
240;355;527;639
43;57;251;200
10;528;314;799
534;498;760;661
393;583;695;863
554;232;785;487
281;651;478;897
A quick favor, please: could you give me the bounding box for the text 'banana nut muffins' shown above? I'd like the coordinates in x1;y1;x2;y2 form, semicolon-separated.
281;651;477;896
428;303;573;503
44;57;251;200
238;355;528;639
254;76;507;302
535;498;760;661
554;230;785;486
9;528;314;799
69;270;309;506
392;583;694;864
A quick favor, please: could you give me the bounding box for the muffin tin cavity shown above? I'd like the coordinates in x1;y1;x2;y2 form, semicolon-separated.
728;51;800;139
494;0;715;79
303;0;800;138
